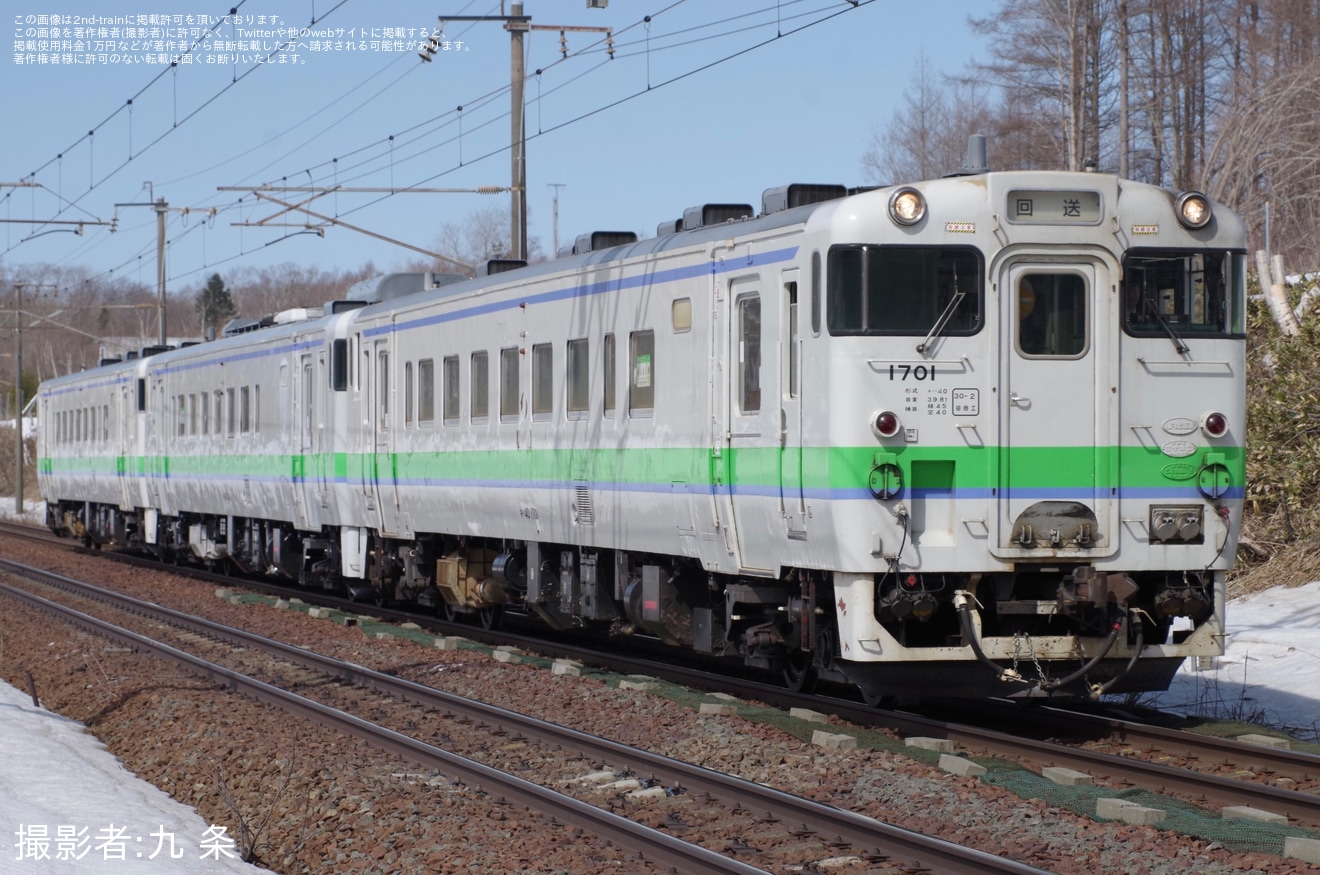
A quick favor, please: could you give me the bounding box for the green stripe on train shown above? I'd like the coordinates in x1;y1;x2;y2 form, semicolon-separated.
39;443;1245;490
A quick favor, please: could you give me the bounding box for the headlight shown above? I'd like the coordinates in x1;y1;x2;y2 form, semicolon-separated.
1175;191;1212;229
888;187;926;226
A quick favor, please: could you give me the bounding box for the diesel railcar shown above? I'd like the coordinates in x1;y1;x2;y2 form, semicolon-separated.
39;154;1246;702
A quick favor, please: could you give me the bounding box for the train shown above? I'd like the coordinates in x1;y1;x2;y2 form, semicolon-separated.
37;140;1247;702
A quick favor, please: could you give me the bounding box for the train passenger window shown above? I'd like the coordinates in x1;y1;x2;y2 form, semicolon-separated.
786;281;799;399
331;339;348;392
1017;273;1087;358
103;404;110;442
1122;249;1246;338
738;295;762;413
471;351;489;421
421;358;438;424
378;352;389;430
214;391;223;438
254;386;260;433
532;343;553;419
603;334;616;416
440;357;456;425
629;330;655;416
404;362;415;427
226;388;236;437
827;246;982;336
500;347;519;420
567;338;589;417
200;393;209;435
240;386;251;433
811;251;821;337
188;394;197;436
672;299;692;333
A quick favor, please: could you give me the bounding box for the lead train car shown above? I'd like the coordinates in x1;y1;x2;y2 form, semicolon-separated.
39;167;1247;702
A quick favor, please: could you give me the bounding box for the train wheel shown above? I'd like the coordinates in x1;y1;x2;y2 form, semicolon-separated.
782;652;818;694
478;605;504;631
860;687;896;709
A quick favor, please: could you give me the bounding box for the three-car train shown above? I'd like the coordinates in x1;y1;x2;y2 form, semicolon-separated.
38;150;1246;701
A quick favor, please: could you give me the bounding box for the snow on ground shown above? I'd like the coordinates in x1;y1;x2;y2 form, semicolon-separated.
1143;580;1320;741
0;681;264;872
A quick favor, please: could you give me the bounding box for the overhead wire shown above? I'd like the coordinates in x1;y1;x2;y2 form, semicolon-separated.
18;0;873;290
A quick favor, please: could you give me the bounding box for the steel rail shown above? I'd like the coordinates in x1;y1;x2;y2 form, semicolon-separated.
0;558;1052;875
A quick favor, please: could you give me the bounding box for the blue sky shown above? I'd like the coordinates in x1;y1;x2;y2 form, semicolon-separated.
3;1;987;292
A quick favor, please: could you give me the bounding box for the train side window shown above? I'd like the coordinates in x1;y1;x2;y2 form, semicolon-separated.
672;298;692;333
240;386;251;433
786;281;799;399
404;362;415;427
1017;273;1087;358
137;379;146;412
378;351;390;431
532;343;553;419
188;394;197;436
214;391;223;438
738;295;762;413
628;330;655;416
440;356;457;425
471;351;489;421
603;334;616;417
811;250;821;336
421;358;438;425
567;338;589;418
500;346;520;421
226;388;236;437
254;385;260;433
177;396;186;437
104;404;110;442
331;339;348;392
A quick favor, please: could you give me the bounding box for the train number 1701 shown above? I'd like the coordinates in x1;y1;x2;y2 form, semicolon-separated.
889;364;935;381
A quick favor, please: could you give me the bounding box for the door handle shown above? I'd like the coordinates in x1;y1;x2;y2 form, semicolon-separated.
1010;393;1030;408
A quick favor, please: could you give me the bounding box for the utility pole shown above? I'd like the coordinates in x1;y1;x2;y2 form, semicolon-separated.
115;186;177;347
548;183;565;254
13;281;22;515
154;198;167;346
9;282;56;515
510;2;528;260
421;5;611;262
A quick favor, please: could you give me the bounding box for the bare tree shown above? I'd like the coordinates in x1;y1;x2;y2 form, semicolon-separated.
425;205;545;277
969;0;1120;172
861;54;1007;184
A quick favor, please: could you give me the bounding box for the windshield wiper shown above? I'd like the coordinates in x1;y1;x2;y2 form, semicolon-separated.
916;267;965;354
1144;297;1189;355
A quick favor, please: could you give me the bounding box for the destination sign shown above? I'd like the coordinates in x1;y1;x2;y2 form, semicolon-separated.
1006;189;1102;224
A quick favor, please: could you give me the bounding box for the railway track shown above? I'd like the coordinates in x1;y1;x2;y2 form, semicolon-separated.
0;555;1052;875
6;521;1320;831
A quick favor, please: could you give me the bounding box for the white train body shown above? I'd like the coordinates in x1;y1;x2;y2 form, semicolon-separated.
39;167;1247;700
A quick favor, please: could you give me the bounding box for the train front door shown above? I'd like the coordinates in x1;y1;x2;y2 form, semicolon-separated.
994;259;1117;557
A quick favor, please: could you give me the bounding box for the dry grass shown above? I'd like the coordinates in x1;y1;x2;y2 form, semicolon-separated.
1230;533;1320;598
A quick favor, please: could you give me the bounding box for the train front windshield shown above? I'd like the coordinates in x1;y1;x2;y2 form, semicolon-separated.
826;246;984;336
1122;249;1248;338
